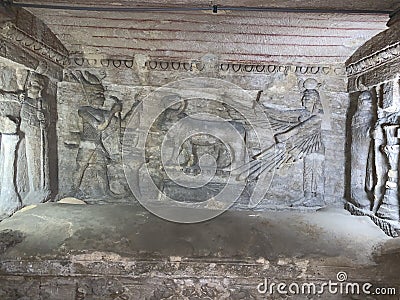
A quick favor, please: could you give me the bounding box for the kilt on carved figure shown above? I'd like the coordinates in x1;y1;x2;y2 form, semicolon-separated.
69;71;122;199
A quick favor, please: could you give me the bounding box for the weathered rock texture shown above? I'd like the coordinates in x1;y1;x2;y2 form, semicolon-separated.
0;2;399;299
0;203;398;300
0;5;390;212
13;0;400;11
0;5;383;214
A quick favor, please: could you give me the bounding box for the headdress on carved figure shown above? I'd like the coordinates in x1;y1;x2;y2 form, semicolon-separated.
24;71;47;99
357;91;373;109
67;70;105;103
302;78;323;114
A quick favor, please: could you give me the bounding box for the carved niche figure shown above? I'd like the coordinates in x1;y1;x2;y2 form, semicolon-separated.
237;78;325;206
370;109;387;214
70;71;122;198
379;124;400;221
350;91;375;210
366;81;400;220
0;71;50;215
19;72;50;205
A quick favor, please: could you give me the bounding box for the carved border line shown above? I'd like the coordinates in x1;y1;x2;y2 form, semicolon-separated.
70;56;135;68
69;56;345;76
144;59;344;75
0;23;69;67
346;42;400;76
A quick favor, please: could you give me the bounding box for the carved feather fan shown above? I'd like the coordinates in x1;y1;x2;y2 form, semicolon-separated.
267;114;300;132
235;116;323;181
255;107;304;132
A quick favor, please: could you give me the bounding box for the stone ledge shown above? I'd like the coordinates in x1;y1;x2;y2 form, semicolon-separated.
0;203;398;299
345;202;400;237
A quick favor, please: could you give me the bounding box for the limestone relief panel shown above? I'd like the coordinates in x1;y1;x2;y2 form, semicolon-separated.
58;65;345;211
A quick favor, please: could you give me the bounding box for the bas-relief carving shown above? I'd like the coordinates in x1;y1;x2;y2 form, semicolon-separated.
350;91;375;209
238;78;325;207
0;69;51;217
59;68;337;208
144;96;246;203
20;72;51;205
66;71;139;199
349;75;400;226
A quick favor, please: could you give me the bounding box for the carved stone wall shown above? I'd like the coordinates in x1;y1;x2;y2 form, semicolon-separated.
0;7;67;218
346;12;400;236
57;57;349;210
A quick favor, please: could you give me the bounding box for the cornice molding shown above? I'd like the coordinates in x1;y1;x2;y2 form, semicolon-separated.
0;22;69;67
346;42;400;76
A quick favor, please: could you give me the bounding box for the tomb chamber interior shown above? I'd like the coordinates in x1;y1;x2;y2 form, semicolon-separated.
0;1;400;299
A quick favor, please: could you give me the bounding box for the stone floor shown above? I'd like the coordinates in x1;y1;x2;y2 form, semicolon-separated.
0;203;399;299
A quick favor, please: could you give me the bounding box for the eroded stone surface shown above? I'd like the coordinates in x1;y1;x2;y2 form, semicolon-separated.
0;3;399;299
0;204;397;299
0;229;24;255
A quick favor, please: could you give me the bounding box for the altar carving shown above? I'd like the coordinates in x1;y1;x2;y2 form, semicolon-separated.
55;65;344;213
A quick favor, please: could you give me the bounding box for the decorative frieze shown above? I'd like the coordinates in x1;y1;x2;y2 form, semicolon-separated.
147;59;344;76
346;42;400;76
0;22;69;67
146;60;205;72
70;57;135;68
68;55;344;76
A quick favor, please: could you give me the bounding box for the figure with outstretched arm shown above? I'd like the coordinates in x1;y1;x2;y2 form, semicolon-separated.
236;78;325;206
